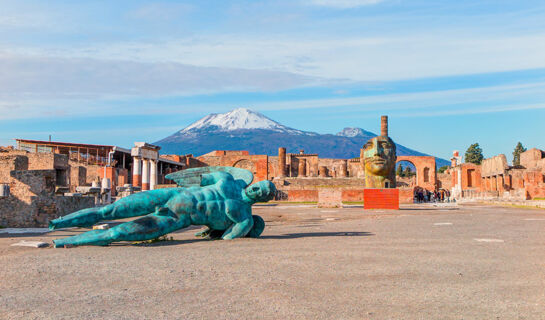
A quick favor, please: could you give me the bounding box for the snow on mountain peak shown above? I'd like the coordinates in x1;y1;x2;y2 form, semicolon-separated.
336;127;369;137
181;108;303;134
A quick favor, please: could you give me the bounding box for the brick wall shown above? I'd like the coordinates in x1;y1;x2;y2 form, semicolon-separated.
282;190;319;202
0;169;94;227
520;148;544;169
0;155;28;183
318;189;342;207
341;190;364;202
197;154;270;182
398;188;414;204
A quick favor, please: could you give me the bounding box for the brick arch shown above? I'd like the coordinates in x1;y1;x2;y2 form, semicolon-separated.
396;156;437;191
232;159;256;175
395;158;417;187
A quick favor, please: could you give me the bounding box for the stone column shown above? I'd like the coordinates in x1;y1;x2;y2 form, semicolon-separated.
381;115;388;137
498;174;504;193
298;159;306;177
132;157;142;188
491;175;497;191
340;160;348;177
150;160;157;190
319;166;328;177
142;159;150;190
312;162;319;177
278;147;286;177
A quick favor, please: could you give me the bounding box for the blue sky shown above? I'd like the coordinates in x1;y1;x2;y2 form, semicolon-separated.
1;0;544;162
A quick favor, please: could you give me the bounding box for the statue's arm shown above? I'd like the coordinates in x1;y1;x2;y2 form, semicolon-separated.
200;172;233;186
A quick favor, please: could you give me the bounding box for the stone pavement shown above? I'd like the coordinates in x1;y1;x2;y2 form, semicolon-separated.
1;203;545;319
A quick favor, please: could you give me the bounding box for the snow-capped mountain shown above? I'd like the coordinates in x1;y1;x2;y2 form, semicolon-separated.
180;108;306;135
155;108;450;167
336;127;375;138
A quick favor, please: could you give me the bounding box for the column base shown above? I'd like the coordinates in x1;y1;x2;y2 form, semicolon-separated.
132;175;142;188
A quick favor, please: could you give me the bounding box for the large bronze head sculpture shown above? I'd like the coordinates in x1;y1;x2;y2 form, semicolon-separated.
362;116;397;188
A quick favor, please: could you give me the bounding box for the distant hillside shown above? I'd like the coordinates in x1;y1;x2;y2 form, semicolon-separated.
155;108;450;167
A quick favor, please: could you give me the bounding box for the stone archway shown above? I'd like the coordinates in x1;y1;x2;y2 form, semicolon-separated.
396;156;437;191
395;159;417;188
232;159;257;176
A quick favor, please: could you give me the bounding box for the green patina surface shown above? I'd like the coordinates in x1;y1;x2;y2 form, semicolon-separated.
49;167;276;247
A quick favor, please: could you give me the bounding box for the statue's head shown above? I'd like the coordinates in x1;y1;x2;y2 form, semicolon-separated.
362;135;396;177
245;180;276;202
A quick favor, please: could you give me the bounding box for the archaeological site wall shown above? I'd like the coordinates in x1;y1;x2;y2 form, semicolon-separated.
0;152;95;227
197;151;270;182
158;147;442;205
452;148;545;201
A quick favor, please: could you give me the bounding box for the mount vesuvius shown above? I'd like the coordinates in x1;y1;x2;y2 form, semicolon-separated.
154;108;450;167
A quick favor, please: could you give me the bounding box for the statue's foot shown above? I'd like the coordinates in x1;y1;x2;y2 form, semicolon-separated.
49;207;102;230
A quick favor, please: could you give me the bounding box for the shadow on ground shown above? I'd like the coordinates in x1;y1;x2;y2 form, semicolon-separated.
261;231;373;239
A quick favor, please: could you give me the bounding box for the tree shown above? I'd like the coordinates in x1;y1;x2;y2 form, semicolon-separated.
404;166;413;177
396;164;403;177
438;165;449;173
465;143;484;165
512;142;527;166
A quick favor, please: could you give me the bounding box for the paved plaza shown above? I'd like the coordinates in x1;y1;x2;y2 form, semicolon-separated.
2;203;545;319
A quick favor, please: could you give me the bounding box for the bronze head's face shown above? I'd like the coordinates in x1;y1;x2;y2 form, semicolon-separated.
245;180;276;202
363;136;396;176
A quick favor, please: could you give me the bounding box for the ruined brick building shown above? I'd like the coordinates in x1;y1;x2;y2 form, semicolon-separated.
156;117;446;204
450;148;545;201
0;151;94;227
0;140;186;227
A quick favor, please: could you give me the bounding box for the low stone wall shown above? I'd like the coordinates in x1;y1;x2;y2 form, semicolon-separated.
399;188;414;204
274;177;365;202
341;190;364;202
458;198;545;209
0;195;95;227
318;189;342;207
280;190;319;202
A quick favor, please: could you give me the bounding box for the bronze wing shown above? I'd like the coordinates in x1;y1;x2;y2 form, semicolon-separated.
164;166;254;188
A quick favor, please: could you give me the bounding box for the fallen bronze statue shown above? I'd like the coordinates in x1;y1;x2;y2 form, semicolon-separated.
49;166;276;247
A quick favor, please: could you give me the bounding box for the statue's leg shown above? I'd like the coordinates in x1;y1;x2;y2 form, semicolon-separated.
52;208;190;247
49;189;179;230
245;215;265;238
222;210;254;240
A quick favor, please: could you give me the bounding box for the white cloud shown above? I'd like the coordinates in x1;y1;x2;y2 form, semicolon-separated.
0;53;316;120
305;0;384;9
0;54;314;98
14;33;545;82
249;81;545;116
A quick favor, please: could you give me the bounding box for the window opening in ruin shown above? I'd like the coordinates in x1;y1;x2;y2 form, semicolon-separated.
37;145;53;153
56;169;68;187
423;167;430;183
467;169;475;187
18;142;35;153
